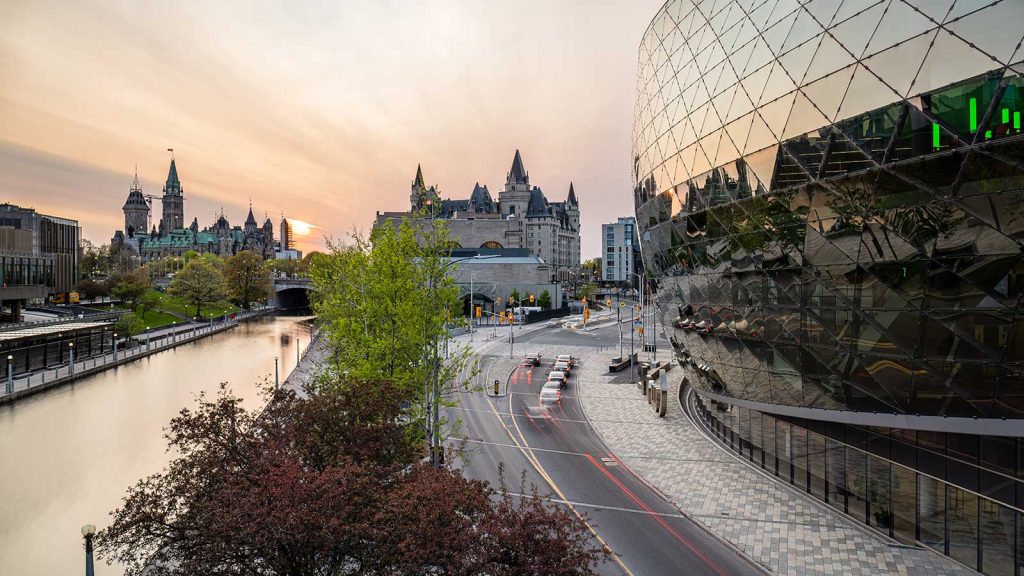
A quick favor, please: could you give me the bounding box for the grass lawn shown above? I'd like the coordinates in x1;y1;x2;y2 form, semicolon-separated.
147;290;241;321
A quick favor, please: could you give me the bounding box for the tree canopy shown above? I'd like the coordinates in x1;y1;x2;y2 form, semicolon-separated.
111;268;151;311
168;258;227;318
224;250;270;309
97;380;604;576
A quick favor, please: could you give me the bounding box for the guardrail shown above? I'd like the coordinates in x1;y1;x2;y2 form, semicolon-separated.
0;307;274;404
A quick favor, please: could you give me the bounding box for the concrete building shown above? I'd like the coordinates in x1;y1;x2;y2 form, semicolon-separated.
449;248;562;320
375;150;581;282
601;217;640;285
0;203;80;320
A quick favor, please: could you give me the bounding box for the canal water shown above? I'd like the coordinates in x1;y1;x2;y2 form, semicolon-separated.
0;314;314;576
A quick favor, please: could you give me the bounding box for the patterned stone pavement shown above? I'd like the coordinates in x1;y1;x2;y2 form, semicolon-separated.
575;348;977;576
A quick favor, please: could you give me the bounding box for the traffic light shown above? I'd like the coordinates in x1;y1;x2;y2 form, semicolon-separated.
475;306;482;318
493;379;500;395
508;296;514;306
605;298;612;307
529;294;535;304
583;308;590;320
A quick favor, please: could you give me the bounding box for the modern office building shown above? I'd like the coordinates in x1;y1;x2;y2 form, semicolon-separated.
0;203;79;292
602;217;641;285
634;1;1024;573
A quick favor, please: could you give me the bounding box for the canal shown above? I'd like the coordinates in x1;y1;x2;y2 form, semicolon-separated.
0;314;314;576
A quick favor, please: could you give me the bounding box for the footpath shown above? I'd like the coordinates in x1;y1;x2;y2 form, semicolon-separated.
574;348;975;576
0;307;274;405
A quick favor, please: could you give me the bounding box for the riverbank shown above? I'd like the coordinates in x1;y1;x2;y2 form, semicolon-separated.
0;306;275;405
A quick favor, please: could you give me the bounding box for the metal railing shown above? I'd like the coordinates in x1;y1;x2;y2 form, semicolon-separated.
0;306;273;401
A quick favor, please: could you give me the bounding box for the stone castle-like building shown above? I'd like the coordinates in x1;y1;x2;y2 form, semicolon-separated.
375;150;581;281
113;158;283;262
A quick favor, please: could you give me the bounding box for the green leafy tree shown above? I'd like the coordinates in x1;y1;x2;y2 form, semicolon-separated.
224;251;270;309
168;258;227;318
113;312;144;337
182;250;199;263
309;218;470;448
138;292;160;322
111;269;151;312
538;289;552;310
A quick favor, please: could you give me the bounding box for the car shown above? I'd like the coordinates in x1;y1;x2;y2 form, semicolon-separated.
547;370;567;389
553;361;571;375
524;353;542;367
541;379;561;392
539;388;561;404
556;354;574;367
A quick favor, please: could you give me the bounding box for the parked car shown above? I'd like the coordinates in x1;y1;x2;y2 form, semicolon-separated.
524;353;542;367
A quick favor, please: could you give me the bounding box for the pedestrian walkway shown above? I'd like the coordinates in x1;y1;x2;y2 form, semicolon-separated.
0;307;274;404
574;349;977;576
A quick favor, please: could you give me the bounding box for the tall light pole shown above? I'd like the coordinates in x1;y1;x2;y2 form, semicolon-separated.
6;354;12;395
274;356;279;389
113;333;118;362
81;524;96;576
68;342;75;377
467;271;477;343
428;253;498;469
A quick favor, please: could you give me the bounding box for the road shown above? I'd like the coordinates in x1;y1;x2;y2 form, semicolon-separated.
446;316;761;576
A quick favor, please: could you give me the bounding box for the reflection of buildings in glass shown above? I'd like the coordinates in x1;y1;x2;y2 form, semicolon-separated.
634;1;1024;570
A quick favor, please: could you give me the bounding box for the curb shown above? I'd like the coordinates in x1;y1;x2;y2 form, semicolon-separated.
573;347;772;576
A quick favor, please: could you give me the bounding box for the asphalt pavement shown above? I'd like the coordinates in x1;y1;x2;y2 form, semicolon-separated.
446;317;762;576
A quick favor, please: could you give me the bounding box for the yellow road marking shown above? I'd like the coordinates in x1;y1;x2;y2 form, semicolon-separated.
494;372;635;576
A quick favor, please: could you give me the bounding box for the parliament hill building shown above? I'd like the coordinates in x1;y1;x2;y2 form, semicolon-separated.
113;158;284;262
374;150;581;282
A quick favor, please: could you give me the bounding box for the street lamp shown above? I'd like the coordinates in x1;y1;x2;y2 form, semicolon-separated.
113;333;118;362
146;327;151;351
68;342;75;377
6;354;12;395
426;253;499;469
81;523;96;576
274;356;279;389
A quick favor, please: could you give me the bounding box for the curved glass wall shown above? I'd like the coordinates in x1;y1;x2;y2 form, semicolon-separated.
634;1;1024;572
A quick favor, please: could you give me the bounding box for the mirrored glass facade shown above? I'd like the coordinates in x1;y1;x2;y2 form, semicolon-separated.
634;1;1024;572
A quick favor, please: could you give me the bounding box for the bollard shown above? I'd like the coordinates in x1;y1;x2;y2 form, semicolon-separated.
493;379;500;395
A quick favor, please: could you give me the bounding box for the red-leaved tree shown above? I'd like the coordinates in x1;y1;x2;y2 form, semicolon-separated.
97;379;606;575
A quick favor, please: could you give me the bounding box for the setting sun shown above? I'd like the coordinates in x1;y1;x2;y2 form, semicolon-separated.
288;219;313;235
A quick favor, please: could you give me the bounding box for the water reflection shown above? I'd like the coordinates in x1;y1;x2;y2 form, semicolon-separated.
0;314;313;576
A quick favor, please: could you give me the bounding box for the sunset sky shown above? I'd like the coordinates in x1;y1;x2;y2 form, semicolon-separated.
0;0;662;257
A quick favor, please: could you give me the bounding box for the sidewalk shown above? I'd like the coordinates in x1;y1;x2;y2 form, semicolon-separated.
574;349;976;576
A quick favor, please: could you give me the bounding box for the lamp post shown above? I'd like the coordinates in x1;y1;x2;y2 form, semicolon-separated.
68;342;75;377
427;253;498;469
81;524;96;576
274;356;279;389
6;354;12;395
146;327;151;351
112;333;118;362
467;271;477;343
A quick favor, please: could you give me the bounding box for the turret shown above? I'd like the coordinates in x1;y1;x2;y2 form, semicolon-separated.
122;168;149;237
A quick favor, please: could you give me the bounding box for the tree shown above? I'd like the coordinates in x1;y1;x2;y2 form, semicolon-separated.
74;279;108;301
224;251;270;309
538;288;552;310
508;288;521;306
309;218;471;452
111;269;151;312
96;379;605;576
113;312;144;337
168;258;227;318
138;292;160;322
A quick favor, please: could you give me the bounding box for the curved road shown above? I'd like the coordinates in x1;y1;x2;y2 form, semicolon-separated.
447;317;761;576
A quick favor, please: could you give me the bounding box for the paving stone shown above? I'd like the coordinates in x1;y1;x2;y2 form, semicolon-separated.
573;348;977;576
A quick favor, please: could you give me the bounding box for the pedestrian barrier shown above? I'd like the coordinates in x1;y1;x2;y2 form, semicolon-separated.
0;306;274;404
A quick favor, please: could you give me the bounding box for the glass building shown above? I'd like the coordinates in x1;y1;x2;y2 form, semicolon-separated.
633;1;1024;573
